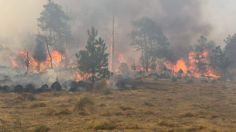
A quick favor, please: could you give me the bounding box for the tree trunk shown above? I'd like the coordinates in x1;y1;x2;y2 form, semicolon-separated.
46;43;53;69
25;51;30;74
37;62;41;73
144;35;149;73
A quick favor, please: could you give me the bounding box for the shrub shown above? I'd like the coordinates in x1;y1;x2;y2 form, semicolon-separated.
34;125;49;132
94;121;117;130
95;80;112;95
74;96;94;112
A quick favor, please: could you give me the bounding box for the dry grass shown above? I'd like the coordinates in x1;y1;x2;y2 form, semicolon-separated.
0;80;235;131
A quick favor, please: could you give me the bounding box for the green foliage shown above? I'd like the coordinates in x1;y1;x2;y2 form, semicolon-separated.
210;46;232;78
77;27;110;83
225;34;236;66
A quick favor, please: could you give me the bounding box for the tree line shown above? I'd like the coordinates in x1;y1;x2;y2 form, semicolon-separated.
32;0;236;83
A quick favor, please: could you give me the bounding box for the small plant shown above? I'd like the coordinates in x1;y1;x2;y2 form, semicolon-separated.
94;121;117;130
30;102;47;108
34;125;50;132
95;80;112;95
74;96;94;112
119;106;133;111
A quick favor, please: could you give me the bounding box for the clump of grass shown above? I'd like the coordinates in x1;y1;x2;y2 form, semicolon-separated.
158;120;177;127
30;102;47;108
143;101;154;107
55;109;71;116
180;112;195;118
74;96;94;113
15;93;36;102
34;125;49;132
93;120;117;130
95;80;112;95
119;106;133;111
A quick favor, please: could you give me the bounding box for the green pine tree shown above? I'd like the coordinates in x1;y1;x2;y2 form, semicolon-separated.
77;27;110;84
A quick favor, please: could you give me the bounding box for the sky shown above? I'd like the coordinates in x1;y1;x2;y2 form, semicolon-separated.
0;0;236;47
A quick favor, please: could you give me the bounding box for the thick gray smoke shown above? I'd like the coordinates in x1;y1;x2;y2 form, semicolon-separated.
55;0;211;59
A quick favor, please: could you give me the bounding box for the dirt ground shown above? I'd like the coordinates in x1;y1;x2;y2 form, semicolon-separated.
0;80;235;132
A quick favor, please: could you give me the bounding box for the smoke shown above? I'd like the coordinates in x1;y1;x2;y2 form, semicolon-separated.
0;0;236;69
50;0;211;61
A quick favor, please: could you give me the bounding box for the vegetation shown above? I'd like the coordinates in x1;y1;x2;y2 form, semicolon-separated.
76;27;110;84
34;125;50;132
131;17;173;72
225;34;236;66
37;0;71;67
0;80;235;131
210;46;232;79
33;35;47;72
74;96;94;112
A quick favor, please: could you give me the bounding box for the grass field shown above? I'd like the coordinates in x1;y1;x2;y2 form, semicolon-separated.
0;80;235;132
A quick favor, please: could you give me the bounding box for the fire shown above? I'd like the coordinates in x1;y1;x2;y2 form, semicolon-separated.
11;50;64;73
164;50;220;79
117;53;127;64
74;72;91;82
173;59;188;74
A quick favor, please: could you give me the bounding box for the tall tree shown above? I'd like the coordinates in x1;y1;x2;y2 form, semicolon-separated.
76;27;110;84
33;35;47;72
38;0;71;68
210;46;232;79
131;17;172;72
194;36;216;74
225;34;236;66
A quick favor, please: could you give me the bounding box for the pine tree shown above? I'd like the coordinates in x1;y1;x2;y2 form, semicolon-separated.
210;46;232;79
225;34;236;66
77;27;110;84
38;0;71;68
131;17;173;72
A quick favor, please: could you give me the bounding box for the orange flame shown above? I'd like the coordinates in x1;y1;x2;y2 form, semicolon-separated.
164;50;220;79
74;72;91;82
11;50;64;73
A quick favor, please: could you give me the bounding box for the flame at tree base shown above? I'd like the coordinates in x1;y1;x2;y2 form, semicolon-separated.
11;50;64;73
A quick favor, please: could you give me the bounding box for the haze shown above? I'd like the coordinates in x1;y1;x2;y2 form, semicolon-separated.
0;0;236;47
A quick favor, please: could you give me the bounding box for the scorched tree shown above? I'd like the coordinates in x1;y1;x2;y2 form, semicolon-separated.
38;0;71;68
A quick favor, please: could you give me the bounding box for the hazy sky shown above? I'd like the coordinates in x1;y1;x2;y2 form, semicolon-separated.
0;0;236;46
